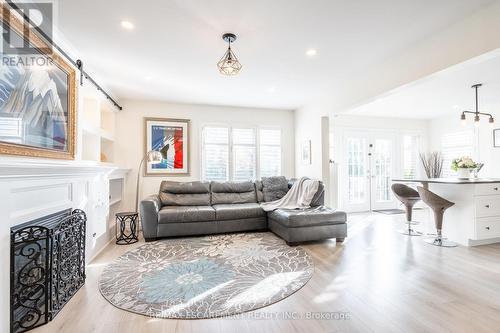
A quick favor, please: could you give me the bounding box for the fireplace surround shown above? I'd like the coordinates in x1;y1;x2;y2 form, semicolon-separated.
0;159;129;333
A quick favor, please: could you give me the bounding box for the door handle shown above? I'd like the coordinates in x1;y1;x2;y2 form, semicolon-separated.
485;204;490;208
486;226;490;230
494;187;498;191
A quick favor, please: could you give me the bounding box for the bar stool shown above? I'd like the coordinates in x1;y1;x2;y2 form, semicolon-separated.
391;183;422;236
417;186;457;247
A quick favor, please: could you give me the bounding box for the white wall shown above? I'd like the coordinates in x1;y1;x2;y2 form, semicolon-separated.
330;1;500;114
294;104;328;180
428;113;500;178
331;114;430;136
114;100;295;209
296;1;500;208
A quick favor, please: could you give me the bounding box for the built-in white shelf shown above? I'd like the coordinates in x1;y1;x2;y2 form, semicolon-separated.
109;177;124;207
80;85;118;164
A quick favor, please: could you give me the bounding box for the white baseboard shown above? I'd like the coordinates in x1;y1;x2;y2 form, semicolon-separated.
467;237;500;246
88;236;115;263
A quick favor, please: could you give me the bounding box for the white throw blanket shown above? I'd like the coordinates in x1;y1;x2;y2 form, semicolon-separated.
260;177;319;212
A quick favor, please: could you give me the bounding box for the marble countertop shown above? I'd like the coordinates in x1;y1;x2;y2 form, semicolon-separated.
392;178;500;184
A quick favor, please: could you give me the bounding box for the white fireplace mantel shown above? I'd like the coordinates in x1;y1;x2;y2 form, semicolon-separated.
0;156;130;246
0;157;130;332
0;157;128;178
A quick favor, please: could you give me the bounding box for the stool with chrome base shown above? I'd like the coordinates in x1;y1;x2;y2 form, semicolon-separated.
417;186;457;247
391;183;422;236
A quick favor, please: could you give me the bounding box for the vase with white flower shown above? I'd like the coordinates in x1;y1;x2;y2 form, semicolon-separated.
451;157;478;179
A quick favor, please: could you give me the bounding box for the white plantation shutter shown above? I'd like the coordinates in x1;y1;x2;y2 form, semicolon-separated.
259;129;282;177
441;130;475;178
202;127;229;181
402;135;419;178
232;128;256;181
202;126;283;181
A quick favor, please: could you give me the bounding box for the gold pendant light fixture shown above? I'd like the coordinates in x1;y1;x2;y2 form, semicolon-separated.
217;33;242;76
460;84;494;128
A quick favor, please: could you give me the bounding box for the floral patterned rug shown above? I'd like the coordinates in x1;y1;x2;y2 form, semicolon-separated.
98;232;314;319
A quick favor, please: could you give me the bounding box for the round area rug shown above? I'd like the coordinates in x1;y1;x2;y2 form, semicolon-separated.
99;232;313;319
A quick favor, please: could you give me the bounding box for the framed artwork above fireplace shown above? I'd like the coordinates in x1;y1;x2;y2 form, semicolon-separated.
0;3;77;159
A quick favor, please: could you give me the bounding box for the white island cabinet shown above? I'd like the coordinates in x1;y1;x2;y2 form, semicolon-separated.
393;178;500;246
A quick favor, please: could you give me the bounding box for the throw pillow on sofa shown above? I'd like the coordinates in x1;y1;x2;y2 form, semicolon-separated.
262;176;289;202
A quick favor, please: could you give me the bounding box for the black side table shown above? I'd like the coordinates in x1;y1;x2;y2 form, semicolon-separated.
115;212;139;245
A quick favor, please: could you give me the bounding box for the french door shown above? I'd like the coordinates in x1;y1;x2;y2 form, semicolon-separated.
343;130;397;212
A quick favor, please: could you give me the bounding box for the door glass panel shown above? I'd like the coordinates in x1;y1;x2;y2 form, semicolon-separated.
347;137;367;204
374;139;392;202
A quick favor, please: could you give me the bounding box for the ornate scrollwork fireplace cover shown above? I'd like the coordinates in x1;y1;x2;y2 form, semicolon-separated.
10;209;86;333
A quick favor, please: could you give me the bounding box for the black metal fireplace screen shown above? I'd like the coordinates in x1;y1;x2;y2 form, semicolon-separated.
10;209;86;333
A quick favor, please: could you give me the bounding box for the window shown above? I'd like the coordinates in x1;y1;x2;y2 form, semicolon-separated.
259;128;282;177
202;127;229;181
202;126;282;181
0;117;23;144
441;130;475;178
232;128;256;181
402;135;419;179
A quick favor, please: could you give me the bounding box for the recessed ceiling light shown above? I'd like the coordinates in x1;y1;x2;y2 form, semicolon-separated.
121;21;134;30
267;87;276;93
144;76;153;81
306;49;317;56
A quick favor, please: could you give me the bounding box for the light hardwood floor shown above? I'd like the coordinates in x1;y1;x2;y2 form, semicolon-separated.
33;211;500;333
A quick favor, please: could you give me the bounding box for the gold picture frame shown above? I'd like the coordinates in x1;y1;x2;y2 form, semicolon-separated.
0;4;76;159
144;117;190;176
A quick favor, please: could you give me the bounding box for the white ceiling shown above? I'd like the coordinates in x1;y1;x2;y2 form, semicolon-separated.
346;49;500;119
54;0;495;110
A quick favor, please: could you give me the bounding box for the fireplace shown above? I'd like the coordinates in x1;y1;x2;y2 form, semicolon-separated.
10;209;86;333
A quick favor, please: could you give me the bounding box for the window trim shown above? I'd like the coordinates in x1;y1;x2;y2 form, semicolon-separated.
201;124;283;181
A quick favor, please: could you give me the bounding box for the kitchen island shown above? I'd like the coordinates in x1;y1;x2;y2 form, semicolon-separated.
392;178;500;246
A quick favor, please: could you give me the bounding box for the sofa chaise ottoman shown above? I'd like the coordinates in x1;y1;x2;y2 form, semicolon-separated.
140;177;347;244
267;206;347;245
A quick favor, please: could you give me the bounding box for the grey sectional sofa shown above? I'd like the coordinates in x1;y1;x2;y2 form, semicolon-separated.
140;177;347;245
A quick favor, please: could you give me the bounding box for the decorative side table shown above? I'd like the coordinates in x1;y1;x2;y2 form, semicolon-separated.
115;212;139;245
